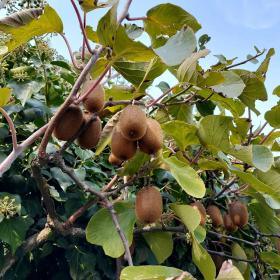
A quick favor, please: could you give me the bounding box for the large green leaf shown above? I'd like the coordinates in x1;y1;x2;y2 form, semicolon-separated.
161;120;198;150
260;252;280;269
216;261;244;280
0;88;11;107
86;202;136;258
177;49;210;82
0;6;63;54
171;204;201;232
0;216;33;253
120;265;195;280
256;48;275;81
144;3;201;48
198;115;232;152
168;103;194;123
164;156;205;198
79;0;117;12
264;104;280;128
154;27;196;67
192;236;216;280
211;71;245;98
143;232;173;264
234;70;267;115
231;243;247;274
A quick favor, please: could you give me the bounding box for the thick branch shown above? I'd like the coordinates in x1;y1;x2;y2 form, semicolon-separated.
0;107;18;150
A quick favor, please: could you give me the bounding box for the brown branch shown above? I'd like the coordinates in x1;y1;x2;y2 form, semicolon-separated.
213;177;237;199
102;175;118;192
147;85;176;108
252;121;268;138
224;49;266;70
207;249;256;263
191;147;204;164
125;15;147;21
81;11;87;61
60;33;82;70
260;128;276;144
0;107;18;150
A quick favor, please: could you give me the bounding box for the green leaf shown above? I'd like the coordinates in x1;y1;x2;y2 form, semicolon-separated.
8;81;44;106
120;265;195;280
164;156;205;198
161;120;198;150
50;60;72;71
170;204;201;232
154;27;196;66
234;70;267;115
203;71;225;87
168;103;194;123
85;26;99;43
193;225;206;243
0;6;63;54
177;49;210;82
144;3;201;48
198;115;232;152
260;252;280;269
216;261;244;280
124;23;144;40
0;88;11;107
86;202;136;258
143;232;173;264
198;159;228;173
211;71;245;98
192;236;216;280
119;151;150;176
79;0;117;12
256;48;275;81
231;243;247;274
265;104;280;128
0;216;33;253
272;85;280;97
50;167;74;191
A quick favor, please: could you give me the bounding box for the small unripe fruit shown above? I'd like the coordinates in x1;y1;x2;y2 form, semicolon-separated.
77;113;102;149
228;201;248;227
223;214;238;232
118;105;147;141
53;105;83;141
82;80;105;113
108;153;123;166
139;118;163;155
111;127;137;161
135;186;163;224
191;201;206;226
207;205;224;227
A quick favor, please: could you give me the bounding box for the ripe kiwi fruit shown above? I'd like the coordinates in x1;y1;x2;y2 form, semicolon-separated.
111;126;137;161
82;80;105;113
228;201;248;227
139;118;163;155
77;112;102;149
223;213;237;232
118;105;147;141
191;201;207;225
53;105;83;141
207;205;224;227
108;153;123;166
135;186;163;224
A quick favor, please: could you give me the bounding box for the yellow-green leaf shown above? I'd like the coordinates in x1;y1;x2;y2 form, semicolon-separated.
0;87;11;107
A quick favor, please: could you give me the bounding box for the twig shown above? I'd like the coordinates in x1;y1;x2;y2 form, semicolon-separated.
224;49;265;70
207;249;256;263
134;226;185;234
260;128;276;144
125;15;147;21
213;177;237;199
146;86;176;108
191;147;204;164
102;175;118;192
246;109;253;145
0;107;18;150
60;33;82;70
252;121;268;138
117;0;133;23
163;85;193;104
70;0;93;54
81;11;86;61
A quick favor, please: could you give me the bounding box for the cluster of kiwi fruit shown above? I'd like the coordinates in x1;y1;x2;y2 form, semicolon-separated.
190;200;248;232
109;104;163;165
135;186;163;224
53;80;105;149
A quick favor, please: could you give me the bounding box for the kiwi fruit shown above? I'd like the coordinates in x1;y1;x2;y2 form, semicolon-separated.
139;118;163;155
228;201;248;227
111;126;137;161
135;186;163;224
191;201;207;225
53;105;83;141
223;213;237;232
82;80;105;113
118;105;147;141
108;153;123;166
207;205;224;227
77;113;102;149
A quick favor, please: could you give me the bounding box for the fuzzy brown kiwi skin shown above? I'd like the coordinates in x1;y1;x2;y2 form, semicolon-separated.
207;205;224;227
53;105;83;141
139;118;163;155
82;80;105;113
118;105;147;141
111;127;137;161
228;201;248;227
108;153;123;166
191;201;207;226
77;113;102;149
135;186;163;224
223;214;238;232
